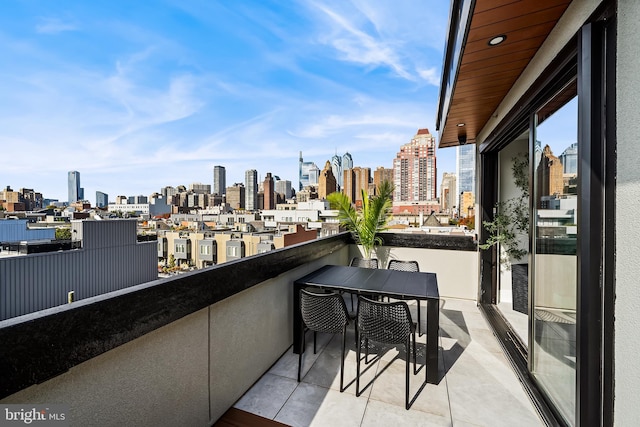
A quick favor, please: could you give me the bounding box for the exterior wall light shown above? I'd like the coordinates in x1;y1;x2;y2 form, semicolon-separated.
457;123;465;127
488;35;506;46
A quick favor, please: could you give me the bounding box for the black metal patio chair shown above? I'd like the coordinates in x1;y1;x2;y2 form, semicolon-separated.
387;260;423;336
298;289;351;392
356;296;418;410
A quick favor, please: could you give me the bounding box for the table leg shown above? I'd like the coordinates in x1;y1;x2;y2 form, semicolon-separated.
426;298;439;384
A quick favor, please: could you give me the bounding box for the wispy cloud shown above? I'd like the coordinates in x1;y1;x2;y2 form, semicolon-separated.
310;2;412;80
35;17;77;34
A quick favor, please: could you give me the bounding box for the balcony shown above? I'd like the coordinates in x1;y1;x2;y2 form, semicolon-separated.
0;233;541;426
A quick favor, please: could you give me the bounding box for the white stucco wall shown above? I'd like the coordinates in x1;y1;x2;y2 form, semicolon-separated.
615;1;640;425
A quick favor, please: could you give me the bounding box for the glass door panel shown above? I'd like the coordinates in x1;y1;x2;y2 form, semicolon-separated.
531;81;577;425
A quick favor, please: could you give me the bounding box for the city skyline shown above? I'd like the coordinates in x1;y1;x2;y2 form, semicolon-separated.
0;1;455;202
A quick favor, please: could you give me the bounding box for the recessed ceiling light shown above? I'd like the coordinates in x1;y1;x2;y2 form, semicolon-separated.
457;123;465;127
488;35;506;46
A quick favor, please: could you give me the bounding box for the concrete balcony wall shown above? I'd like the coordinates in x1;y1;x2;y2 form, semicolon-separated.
1;245;349;426
0;232;474;425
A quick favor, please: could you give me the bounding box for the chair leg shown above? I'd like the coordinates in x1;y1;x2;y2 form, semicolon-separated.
340;327;346;392
356;333;362;396
313;331;317;354
405;340;410;410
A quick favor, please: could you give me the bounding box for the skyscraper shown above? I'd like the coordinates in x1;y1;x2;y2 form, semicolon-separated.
263;173;275;210
245;169;258;211
318;161;337;199
342;166;371;204
275;180;292;199
68;171;81;204
298;152;319;191
213;166;226;196
559;143;578;174
456;144;476;197
96;191;109;208
342;152;353;172
373;167;393;195
331;154;342;189
392;129;437;203
226;183;245;210
440;172;457;214
536;145;564;207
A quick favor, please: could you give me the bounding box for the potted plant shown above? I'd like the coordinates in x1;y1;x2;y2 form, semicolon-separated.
479;153;529;313
327;180;394;259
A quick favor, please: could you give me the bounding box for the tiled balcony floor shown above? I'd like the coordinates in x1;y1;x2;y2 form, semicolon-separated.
233;299;542;427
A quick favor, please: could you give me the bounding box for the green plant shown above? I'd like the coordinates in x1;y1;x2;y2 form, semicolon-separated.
327;180;393;259
55;227;72;240
479;153;529;265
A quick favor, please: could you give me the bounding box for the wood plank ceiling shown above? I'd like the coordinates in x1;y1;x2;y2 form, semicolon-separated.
438;0;572;148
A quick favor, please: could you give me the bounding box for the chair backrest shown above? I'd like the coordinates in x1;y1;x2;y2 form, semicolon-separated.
349;257;379;269
387;260;419;272
300;289;349;334
357;296;413;344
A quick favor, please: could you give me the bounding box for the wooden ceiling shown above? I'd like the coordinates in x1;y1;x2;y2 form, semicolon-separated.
438;0;572;148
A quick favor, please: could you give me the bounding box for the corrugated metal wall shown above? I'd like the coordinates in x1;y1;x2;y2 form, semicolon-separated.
0;222;157;320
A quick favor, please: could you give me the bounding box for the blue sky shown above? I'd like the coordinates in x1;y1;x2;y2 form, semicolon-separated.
0;0;454;202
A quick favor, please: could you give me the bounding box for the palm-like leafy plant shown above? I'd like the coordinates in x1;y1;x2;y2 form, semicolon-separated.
327;180;394;259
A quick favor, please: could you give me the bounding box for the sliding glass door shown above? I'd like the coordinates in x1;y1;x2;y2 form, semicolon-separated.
531;81;578;425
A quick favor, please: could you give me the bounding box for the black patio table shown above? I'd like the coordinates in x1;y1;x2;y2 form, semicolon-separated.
293;264;440;384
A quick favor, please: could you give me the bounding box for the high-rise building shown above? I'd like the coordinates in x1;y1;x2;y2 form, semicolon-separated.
559;143;578;175
263;173;275;210
318;161;337;199
298;152;319;191
373;167;394;195
275;180;292;199
245;169;258;211
213;166;226;196
440;173;457;214
342;152;353;172
226;183;245;210
189;183;211;195
331;154;342;189
536;145;564;208
161;186;177;200
393;129;437;203
456;144;476;197
68;171;81;204
342;166;370;204
96;191;109;208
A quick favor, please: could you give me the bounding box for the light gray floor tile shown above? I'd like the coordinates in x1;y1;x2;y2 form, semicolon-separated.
275;382;367;427
302;334;375;397
361;399;452;427
233;373;298;419
268;333;333;380
368;356;450;418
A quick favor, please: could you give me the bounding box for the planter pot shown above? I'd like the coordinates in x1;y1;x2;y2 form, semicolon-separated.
511;263;528;314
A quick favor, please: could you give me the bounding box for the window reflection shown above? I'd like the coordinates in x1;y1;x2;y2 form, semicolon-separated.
532;81;577;426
